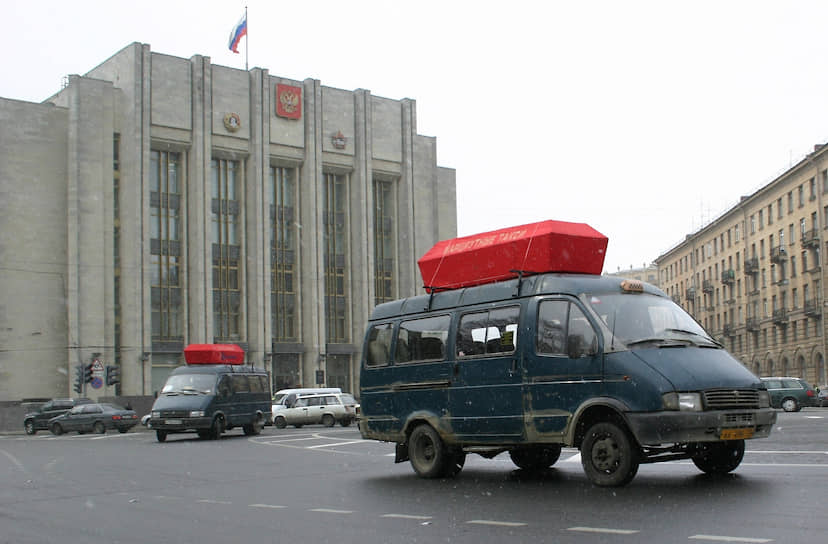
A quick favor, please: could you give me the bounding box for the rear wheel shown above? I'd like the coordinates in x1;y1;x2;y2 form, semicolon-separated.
509;445;562;471
321;414;335;427
274;416;287;429
94;422;106;434
24;420;36;435
340;418;352;427
51;423;64;436
781;397;799;412
408;424;450;478
243;416;264;436
156;430;167;442
691;440;745;474
581;421;639;487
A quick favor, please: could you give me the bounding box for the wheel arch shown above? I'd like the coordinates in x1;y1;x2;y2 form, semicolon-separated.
566;398;635;449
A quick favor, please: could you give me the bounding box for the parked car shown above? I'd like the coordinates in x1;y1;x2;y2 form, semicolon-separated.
818;388;828;408
49;403;139;435
273;392;359;429
23;398;92;435
760;377;818;412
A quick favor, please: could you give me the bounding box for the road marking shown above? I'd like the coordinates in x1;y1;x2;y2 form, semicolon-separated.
0;448;27;474
249;503;287;509
381;514;433;520
467;519;527;527
689;535;773;543
568;526;640;535
310;508;353;514
307;440;367;449
197;499;232;505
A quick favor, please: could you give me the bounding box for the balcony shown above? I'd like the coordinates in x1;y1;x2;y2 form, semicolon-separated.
721;269;735;285
702;280;714;294
801;228;820;249
805;299;822;318
744;257;759;275
770;246;788;264
772;308;789;326
685;286;696;300
746;317;760;332
723;323;736;337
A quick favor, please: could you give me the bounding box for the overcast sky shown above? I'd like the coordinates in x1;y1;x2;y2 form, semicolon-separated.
4;1;828;274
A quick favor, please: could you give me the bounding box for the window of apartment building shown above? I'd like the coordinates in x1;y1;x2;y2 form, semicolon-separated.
778;229;784;247
211;158;242;341
811;211;818;231
791;255;797;277
727;229;732;248
373;178;397;305
767;204;773;225
270;165;298;342
792;320;798;341
750;215;756;234
323;172;349;342
810;177;816;200
799;185;805;207
792;287;798;309
800;217;807;240
788;191;794;214
760;239;765;258
789;224;795;245
803;284;810;304
802;250;808;272
758;210;764;228
823;206;828;228
822;169;828;193
150;150;184;341
777;198;783;219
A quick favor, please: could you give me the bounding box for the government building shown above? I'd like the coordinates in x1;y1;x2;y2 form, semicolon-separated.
656;144;828;388
0;43;457;401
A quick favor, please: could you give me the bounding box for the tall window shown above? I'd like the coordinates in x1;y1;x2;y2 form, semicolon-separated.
373;178;396;305
323;173;349;342
211;158;241;341
150;150;183;341
270;166;298;341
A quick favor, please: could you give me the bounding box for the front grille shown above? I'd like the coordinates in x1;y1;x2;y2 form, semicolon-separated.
703;389;760;410
723;412;755;426
159;410;190;418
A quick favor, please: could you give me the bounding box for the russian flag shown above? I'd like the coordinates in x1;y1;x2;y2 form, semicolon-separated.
228;12;247;54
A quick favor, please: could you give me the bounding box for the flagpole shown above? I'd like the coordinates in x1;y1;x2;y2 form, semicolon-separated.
245;5;249;71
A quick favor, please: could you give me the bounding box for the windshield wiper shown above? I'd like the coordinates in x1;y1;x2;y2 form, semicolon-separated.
663;328;723;348
624;337;690;348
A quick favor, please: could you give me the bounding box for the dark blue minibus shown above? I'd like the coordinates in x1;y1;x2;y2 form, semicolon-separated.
359;273;777;486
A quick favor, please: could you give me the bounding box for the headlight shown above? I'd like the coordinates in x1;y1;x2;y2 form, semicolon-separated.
662;392;703;411
189;410;205;418
151;411;160;418
758;390;770;408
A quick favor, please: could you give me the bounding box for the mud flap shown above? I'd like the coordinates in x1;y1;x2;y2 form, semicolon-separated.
395;442;409;463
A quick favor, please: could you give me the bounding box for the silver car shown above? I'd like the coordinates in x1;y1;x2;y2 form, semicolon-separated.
273;392;359;429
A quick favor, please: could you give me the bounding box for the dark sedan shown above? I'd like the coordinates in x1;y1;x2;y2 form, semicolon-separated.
23;398;92;435
49;403;139;435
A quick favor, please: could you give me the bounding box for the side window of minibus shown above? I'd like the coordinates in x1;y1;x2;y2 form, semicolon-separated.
397;315;450;363
218;376;231;398
249;375;264;393
231;375;249;394
537;300;597;357
456;306;519;357
366;323;393;367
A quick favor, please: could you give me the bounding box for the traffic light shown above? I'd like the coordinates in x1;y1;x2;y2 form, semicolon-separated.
83;363;94;383
105;365;120;386
73;364;83;394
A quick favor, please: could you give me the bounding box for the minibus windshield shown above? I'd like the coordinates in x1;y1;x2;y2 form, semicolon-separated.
587;292;714;347
161;374;216;395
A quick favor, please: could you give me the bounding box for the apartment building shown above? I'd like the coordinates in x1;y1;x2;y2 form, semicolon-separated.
656;145;828;387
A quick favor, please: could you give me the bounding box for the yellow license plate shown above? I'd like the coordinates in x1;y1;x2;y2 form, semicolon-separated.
720;428;754;440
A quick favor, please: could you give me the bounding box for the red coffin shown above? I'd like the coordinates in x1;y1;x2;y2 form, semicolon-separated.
183;344;245;365
417;220;608;292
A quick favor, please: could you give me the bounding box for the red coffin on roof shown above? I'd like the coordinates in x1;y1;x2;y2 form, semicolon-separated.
417;219;608;292
183;344;245;365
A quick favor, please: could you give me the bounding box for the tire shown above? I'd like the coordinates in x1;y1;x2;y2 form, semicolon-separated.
156;430;167;442
210;416;225;440
691;440;745;474
781;398;799;412
24;420;36;435
581;421;640;487
509;445;563;471
243;416;263;436
321;414;335;428
274;416;287;429
408;424;450;479
94;422;106;434
340;418;352;427
51;423;64;436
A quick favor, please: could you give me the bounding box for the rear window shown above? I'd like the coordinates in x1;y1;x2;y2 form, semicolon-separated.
340;394;356;405
782;379;804;389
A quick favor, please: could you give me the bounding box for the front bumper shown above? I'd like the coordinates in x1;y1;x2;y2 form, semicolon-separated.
626;408;777;445
149;416;212;431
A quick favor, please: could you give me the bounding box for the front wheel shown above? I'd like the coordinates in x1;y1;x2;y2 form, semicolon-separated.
691;440;745;474
781;398;799;412
510;445;562;471
408;424;449;478
156;430;167;442
210;416;225;440
93;422;106;434
274;416;287;429
580;421;640;487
